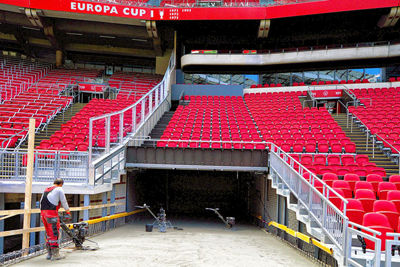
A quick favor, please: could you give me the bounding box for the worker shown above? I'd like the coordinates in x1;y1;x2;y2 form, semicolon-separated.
40;178;71;261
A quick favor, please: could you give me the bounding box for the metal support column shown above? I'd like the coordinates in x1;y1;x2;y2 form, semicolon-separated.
83;194;90;221
102;192;108;231
110;185;116;228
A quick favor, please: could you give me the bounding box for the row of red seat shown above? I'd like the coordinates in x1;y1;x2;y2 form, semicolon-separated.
28;69;102;95
245;92;356;153
0;56;50;101
109;71;161;101
159;96;260;148
0;91;72;149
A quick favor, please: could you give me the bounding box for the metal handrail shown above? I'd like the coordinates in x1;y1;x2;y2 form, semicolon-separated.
88;53;175;163
357;97;373;106
269;144;349;257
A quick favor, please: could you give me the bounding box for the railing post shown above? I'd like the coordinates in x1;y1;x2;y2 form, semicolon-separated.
89;119;93;163
149;91;153;114
141;99;145;125
155;86;159;107
322;198;327;229
119;113;124;145
373;135;375;158
342;219;349;266
350;115;353;133
132;106;136;133
106;116;111;153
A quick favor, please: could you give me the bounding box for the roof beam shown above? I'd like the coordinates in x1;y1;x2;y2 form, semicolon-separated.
64;43;156;57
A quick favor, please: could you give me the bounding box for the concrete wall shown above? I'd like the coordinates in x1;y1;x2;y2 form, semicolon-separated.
172;84;244;100
181;44;400;69
156;49;172;75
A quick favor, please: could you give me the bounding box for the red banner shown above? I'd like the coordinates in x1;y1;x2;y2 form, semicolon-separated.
311;89;342;99
0;0;398;21
79;83;106;93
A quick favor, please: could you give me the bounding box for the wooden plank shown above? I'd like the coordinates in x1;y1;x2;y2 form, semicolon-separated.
0;227;45;237
0;203;124;220
0;207;143;238
22;118;35;251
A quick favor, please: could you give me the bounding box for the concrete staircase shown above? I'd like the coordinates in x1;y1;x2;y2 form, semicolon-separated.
20;102;86;149
141;111;174;147
148;111;174;139
333;113;399;178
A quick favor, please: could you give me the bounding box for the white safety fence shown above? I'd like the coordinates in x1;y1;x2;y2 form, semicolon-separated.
88;54;175;162
268;143;386;266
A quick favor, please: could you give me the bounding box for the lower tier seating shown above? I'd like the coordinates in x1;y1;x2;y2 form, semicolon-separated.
289;153;386;177
0;92;72;148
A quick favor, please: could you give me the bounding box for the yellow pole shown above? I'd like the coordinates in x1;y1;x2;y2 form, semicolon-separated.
22;118;35;251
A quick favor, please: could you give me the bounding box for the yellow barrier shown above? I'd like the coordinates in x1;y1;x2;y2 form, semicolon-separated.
68;209;146;228
267;221;332;255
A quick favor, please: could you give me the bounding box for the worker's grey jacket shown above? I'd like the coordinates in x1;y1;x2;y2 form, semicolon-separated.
40;187;69;210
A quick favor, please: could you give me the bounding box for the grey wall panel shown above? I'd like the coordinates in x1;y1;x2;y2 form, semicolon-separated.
127;147;269;170
172;84;244;100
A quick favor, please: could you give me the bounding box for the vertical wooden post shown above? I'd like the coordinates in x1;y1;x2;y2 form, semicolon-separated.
22;118;35;251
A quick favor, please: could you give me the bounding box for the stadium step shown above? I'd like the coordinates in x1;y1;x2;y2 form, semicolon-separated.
20;102;86;149
148;111;174;139
333;113;399;178
141;111;174;147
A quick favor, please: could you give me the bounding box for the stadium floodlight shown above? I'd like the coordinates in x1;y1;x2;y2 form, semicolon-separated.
131;38;147;42
99;35;116;39
66;32;83;36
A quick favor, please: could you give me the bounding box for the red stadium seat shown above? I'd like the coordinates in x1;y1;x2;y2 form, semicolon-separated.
362;212;393;251
332;180;353;198
344;174;360;192
389;175;400;190
387;190;400;213
366;174;383;193
355;189;376;213
373;200;400;230
377;182;397;200
322;173;338;187
341;199;365;225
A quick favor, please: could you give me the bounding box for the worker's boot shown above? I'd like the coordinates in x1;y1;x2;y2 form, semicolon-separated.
50;248;65;261
45;244;52;260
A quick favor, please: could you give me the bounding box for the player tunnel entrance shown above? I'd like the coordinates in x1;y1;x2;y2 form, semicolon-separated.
127;170;267;223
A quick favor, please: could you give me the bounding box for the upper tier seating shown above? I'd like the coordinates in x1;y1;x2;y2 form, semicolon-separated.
245;92;356;154
348;87;400;154
0;92;72;149
28;69;101;95
0;57;50;102
38;72;160;152
158;95;264;149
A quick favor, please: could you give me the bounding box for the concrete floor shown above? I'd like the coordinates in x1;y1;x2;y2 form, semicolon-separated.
17;220;318;267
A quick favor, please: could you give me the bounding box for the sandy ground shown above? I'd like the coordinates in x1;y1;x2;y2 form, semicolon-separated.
16;220;317;267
